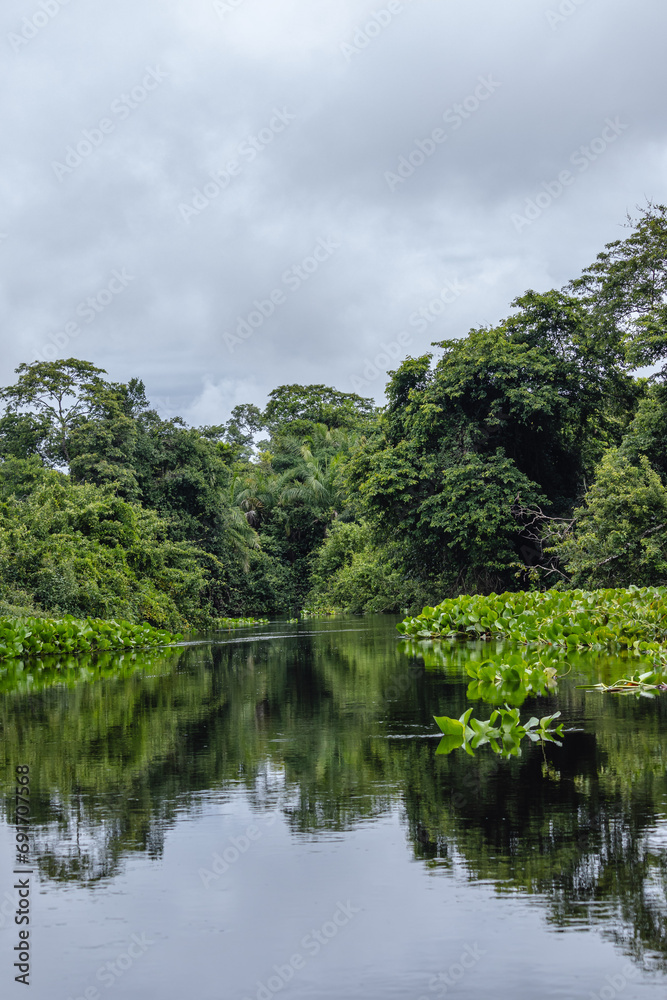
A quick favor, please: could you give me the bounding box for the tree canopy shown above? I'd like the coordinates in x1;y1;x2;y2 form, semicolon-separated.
1;203;666;620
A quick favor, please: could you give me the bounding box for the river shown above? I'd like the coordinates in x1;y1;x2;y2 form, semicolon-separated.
1;614;666;999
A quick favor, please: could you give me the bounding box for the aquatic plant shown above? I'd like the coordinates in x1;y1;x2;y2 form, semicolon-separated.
580;670;667;697
434;706;565;757
397;586;667;653
464;653;559;705
0;616;182;661
216;616;270;629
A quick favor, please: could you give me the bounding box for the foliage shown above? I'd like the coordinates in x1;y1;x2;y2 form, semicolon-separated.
0;475;218;629
554;450;667;588
0;615;181;660
0;205;666;620
0;411;51;461
569;201;667;373
580;669;667;697
263;384;377;436
306;520;418;613
300;606;340;618
0;358;107;465
344;287;632;593
619;383;667;480
399;639;566;706
433;706;565;756
463;651;560;706
216;616;269;629
222;403;265;460
398;586;667;654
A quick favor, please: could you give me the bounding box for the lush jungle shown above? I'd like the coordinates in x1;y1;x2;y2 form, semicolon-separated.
1;203;667;629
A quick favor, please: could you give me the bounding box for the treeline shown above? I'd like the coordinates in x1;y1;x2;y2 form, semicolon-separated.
1;202;666;626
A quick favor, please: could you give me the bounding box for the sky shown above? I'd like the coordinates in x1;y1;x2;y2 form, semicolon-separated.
1;0;666;425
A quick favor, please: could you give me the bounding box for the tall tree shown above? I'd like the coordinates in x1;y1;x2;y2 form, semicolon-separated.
263;384;377;436
569;201;667;373
0;358;107;466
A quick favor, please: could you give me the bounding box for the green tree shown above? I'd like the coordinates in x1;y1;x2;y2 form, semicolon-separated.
0;359;107;465
0;475;219;627
346;290;626;593
68;382;145;497
0;411;51;461
569;201;667;372
556;449;667;587
223;403;265;460
619;382;667;479
263;384;376;436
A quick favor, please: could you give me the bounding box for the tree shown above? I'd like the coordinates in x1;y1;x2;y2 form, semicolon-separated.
569;201;667;372
618;382;667;479
224;404;265;460
556;449;667;587
263;384;376;436
0;475;219;627
345;288;629;593
0;411;51;461
0;359;107;466
68;383;143;496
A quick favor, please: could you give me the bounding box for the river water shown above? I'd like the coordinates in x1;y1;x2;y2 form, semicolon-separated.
1;614;667;999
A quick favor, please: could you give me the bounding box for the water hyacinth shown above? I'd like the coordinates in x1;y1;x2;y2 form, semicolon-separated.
464;652;559;706
0;616;183;661
397;586;667;654
434;706;565;757
216;617;270;629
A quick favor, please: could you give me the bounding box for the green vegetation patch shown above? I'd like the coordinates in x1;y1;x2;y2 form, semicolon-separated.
0;616;183;661
434;706;565;757
216;616;269;629
580;670;667;697
398;586;667;654
464;651;560;706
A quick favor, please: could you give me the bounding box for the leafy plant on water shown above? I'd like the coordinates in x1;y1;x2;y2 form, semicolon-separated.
433;706;565;758
397;586;667;658
464;652;560;706
400;638;566;706
0;616;182;662
579;670;667;697
215;616;269;629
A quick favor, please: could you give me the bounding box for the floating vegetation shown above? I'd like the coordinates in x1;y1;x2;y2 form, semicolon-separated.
401;640;568;705
464;652;560;706
434;706;565;757
397;587;667;654
0;616;183;661
215;617;270;629
580;670;667;697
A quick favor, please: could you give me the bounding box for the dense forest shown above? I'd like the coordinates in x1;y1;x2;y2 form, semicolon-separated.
1;203;666;629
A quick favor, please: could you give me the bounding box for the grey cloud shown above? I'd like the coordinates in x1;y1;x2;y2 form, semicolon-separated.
1;0;666;421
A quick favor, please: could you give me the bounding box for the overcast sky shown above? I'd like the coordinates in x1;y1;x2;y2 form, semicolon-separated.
1;0;666;425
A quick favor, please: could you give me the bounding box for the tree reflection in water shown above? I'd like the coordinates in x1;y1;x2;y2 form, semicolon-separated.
1;619;666;969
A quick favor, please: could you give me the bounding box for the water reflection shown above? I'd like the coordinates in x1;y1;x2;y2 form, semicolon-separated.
1;617;667;973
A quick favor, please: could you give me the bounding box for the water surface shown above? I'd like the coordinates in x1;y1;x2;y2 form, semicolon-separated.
1;615;667;999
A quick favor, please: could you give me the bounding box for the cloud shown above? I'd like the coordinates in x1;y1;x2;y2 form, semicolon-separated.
1;0;666;417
